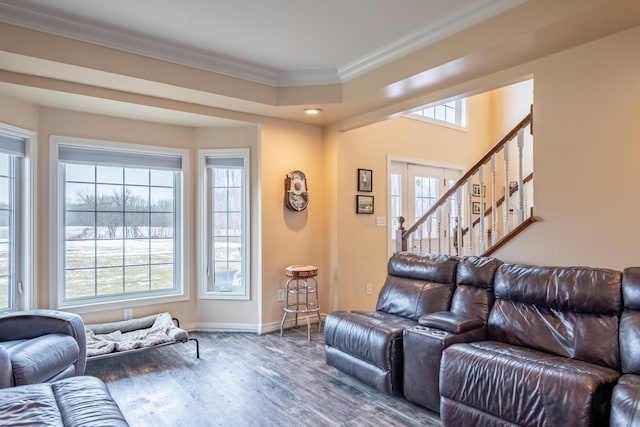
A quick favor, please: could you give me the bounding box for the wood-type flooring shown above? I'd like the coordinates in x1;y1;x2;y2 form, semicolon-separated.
86;328;443;427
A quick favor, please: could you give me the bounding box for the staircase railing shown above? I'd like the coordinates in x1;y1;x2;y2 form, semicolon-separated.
396;108;537;256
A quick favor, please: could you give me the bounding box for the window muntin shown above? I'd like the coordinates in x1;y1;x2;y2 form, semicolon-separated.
200;150;249;300
56;139;184;308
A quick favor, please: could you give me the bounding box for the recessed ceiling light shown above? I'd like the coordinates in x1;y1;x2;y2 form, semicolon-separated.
303;108;322;116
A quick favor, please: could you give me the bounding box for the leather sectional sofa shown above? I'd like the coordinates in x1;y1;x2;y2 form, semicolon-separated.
325;252;640;426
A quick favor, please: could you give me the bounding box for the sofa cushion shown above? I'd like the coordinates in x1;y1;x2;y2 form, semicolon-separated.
0;381;62;425
441;341;620;427
53;376;129;426
324;310;415;371
0;376;128;426
449;256;501;320
376;253;458;320
610;374;640;427
1;334;79;385
488;264;622;369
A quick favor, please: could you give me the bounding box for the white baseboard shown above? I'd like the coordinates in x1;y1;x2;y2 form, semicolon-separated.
193;312;327;335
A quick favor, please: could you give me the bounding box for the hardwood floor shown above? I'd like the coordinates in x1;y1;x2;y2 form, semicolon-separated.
86;328;443;427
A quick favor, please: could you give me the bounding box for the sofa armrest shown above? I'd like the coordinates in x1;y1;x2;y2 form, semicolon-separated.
0;310;86;376
418;311;483;334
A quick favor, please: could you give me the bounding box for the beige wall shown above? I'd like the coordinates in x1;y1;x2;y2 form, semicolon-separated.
331;93;494;310
258;120;325;331
493;25;640;270
0;94;39;130
489;80;534;142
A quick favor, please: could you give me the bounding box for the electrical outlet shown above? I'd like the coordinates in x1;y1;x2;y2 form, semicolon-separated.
277;289;285;301
365;283;373;295
123;308;133;320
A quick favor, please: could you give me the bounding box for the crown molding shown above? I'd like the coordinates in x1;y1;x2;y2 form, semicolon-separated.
0;0;525;87
276;68;340;87
338;0;528;81
0;2;284;86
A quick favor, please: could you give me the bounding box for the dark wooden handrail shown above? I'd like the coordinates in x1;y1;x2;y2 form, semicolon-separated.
402;111;533;239
483;215;539;256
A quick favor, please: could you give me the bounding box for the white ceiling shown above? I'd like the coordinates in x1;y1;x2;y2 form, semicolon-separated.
0;0;523;86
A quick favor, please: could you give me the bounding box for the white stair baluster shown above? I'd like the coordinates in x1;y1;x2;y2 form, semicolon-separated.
478;165;486;253
503;142;510;235
426;214;432;253
467;179;474;255
436;206;442;254
456;187;463;256
490;155;498;245
517;128;525;224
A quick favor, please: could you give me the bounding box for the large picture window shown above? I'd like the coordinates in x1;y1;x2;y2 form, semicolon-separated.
199;149;249;299
53;138;186;308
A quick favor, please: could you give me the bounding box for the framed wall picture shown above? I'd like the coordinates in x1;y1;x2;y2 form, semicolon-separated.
472;202;486;215
472;184;486;198
358;168;373;192
356;195;374;214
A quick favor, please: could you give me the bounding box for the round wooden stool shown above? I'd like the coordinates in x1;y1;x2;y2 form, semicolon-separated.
279;265;321;340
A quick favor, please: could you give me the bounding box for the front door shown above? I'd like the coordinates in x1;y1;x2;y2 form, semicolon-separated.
389;161;461;257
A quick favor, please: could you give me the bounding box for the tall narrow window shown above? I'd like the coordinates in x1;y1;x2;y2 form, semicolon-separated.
199;149;249;299
0;133;25;312
54;139;185;308
390;173;402;239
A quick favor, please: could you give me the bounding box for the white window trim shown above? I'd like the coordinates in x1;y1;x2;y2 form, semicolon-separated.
49;136;190;313
0;123;36;312
197;148;250;300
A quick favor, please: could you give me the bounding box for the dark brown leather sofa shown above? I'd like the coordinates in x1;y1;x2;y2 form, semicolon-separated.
326;256;640;425
324;252;459;395
610;267;640;426
440;264;623;426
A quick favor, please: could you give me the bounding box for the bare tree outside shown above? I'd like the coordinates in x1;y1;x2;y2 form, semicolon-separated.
64;164;176;301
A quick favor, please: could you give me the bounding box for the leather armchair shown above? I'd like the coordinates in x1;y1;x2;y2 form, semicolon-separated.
0;309;86;388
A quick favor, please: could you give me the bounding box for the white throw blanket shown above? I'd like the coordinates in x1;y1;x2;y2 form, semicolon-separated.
85;312;175;357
